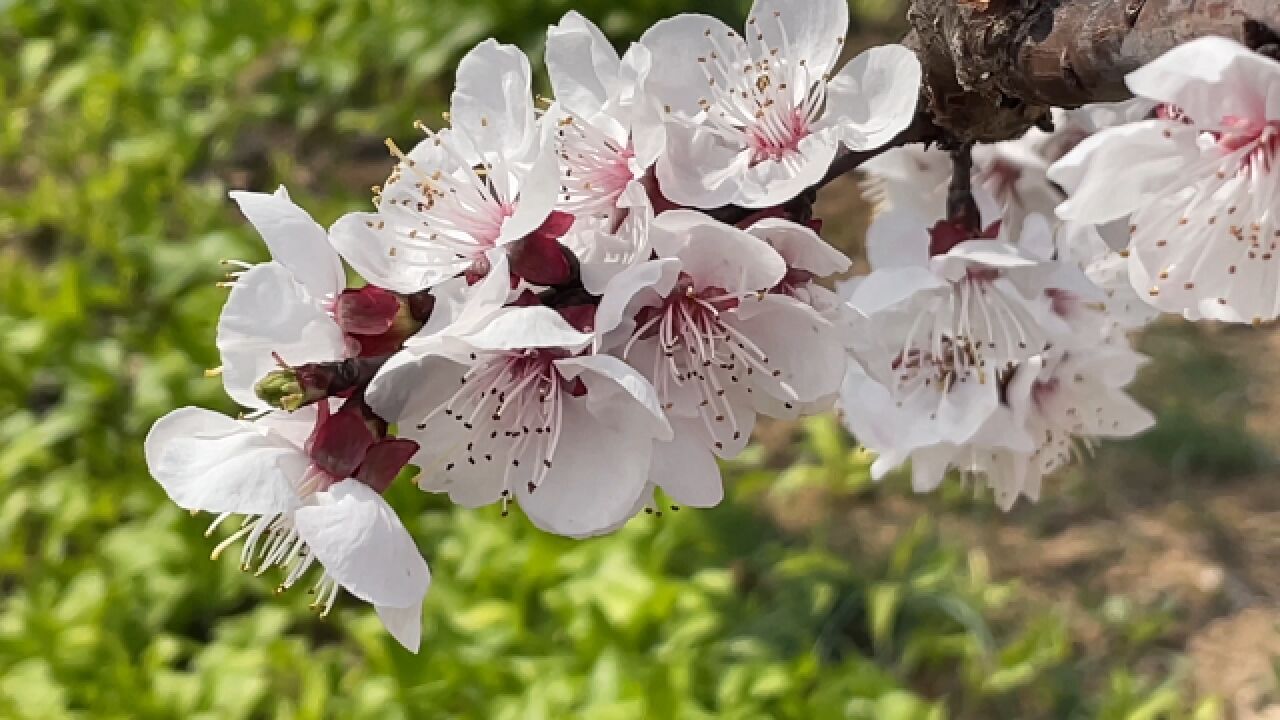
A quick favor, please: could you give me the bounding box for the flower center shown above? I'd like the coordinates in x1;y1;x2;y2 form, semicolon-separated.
626;275;795;450
420;348;585;500
690;18;829;167
555;115;637;216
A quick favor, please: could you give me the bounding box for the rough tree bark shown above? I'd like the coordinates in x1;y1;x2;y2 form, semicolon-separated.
906;0;1280;143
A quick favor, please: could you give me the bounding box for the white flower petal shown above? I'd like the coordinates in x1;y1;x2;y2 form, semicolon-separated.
652;211;787;292
639;14;736;116
230;188;346;300
825;44;922;151
496;139;560;245
747;0;848;78
375;602;424;653
144;407;306;516
747;217;851;277
845;266;947;316
1049;119;1200;224
729;296;846;406
461;306;593;352
654;124;750;209
329;212;459;293
547;11;622;118
554;353;673;441
216;262;348;409
1126;36;1280;123
451;39;537;158
593;258;683;350
517;399;655;537
866;207;931;269
293;479;431;610
647;430;724;508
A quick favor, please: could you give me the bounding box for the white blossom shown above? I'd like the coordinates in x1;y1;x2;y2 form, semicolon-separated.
331;40;560;292
1051;37;1280;323
145;404;430;651
217;188;349;410
640;0;920;208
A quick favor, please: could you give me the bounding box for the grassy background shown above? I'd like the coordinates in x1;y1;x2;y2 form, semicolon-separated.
1;1;1275;717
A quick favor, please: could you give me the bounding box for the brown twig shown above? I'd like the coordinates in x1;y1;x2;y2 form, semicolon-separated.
906;0;1280;143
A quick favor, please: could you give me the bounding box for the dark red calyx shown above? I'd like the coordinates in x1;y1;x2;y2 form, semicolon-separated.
641;169;684;215
355;438;420;493
508;211;577;286
337;285;433;357
306;398;378;481
557;304;597;334
928;218;1002;257
333;286;401;335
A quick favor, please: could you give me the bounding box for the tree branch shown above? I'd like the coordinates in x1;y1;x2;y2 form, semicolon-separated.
906;0;1280;143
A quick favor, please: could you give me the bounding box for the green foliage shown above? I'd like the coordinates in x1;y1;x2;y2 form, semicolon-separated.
0;1;1216;717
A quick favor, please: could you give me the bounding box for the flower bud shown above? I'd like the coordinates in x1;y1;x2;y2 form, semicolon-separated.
254;369;310;412
337;286;435;357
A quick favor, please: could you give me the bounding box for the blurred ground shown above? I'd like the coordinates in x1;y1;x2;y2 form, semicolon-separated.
812;179;1280;719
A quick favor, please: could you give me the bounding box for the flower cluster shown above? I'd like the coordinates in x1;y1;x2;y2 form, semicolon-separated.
144;1;1276;649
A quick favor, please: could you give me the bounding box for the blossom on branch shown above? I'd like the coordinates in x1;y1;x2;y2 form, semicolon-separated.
640;0;921;208
1051;37;1280;324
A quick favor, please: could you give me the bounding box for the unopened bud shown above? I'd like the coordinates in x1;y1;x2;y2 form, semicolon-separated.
253;358;378;412
254;369;310;412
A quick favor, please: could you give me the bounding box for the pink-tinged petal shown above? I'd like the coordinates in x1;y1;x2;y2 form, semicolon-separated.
517;399;655;537
554;353;673;441
230;187;345;300
639;14;737;116
216;262;347;409
736;132;839;208
451;39;537;157
593;258;682;350
647;430;724;508
844;266;947;316
496;140;561;245
1126;36;1280;123
866;207;931;269
748;217;851;276
356;438;420;494
547;11;622;118
1049;119;1199;224
654;124;750;209
293;479;431;610
375;602;424;653
329;212;461;293
652;211;787;292
144;407;305;515
824;45;922;151
747;0;848;78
